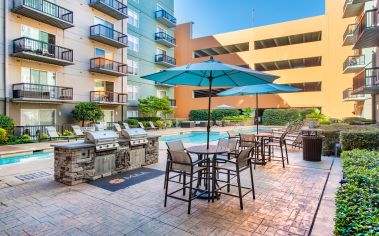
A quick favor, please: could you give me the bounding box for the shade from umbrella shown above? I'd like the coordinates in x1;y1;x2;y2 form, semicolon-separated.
142;57;279;148
218;84;300;133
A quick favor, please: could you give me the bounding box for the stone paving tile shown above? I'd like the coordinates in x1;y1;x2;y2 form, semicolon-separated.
0;152;332;236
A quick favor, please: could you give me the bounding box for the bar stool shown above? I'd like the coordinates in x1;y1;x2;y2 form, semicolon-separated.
265;131;289;168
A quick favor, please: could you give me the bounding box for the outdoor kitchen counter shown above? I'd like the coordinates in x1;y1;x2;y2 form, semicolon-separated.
51;141;95;150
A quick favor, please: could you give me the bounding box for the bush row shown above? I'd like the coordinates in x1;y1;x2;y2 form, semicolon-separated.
335;150;379;235
262;109;302;126
189;109;241;121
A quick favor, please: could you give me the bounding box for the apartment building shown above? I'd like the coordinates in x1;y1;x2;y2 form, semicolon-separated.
1;0;129;128
126;0;176;118
342;0;379;122
174;0;357;120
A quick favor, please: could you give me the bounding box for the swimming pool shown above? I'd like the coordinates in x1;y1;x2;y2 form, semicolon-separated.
0;152;54;166
159;128;268;144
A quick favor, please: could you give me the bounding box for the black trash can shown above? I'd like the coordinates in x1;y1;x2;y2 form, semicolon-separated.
302;135;323;162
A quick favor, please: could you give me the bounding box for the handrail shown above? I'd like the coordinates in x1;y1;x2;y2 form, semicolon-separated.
343;55;365;70
90;0;127;14
90;24;128;45
13;37;73;62
90;57;128;74
12;83;73;100
155;32;176;45
353;67;379;91
343;24;356;40
355;9;378;38
155;54;176;65
90;91;128;103
13;0;73;23
155;9;176;24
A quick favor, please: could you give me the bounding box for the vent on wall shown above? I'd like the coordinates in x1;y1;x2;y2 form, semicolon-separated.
194;42;249;58
255;56;322;72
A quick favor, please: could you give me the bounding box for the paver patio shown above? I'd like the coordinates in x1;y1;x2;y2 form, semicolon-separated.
0;140;339;236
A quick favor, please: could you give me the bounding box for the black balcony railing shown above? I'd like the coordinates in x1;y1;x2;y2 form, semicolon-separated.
169;99;176;106
90;57;128;74
13;124;73;141
155;32;176;45
353;67;379;93
90;24;128;45
90;91;128;104
355;9;378;38
343;24;356;40
89;0;127;16
13;0;73;24
155;54;176;66
13;37;73;63
343;55;365;70
13;83;73;100
155;9;176;25
343;88;366;100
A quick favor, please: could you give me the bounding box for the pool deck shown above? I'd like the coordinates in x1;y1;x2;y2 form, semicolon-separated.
0;133;340;236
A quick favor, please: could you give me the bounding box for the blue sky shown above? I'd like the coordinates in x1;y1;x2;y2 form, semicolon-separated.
174;0;325;38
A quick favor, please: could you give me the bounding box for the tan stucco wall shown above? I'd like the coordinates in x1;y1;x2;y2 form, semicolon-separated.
174;0;357;119
5;0;127;124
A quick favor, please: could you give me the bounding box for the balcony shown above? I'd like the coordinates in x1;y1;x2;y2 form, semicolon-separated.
12;0;73;29
343;24;357;46
155;54;176;67
155;82;174;87
169;99;176;107
155;9;176;28
89;58;128;77
343;0;371;18
155;32;176;48
343;55;365;73
343;88;367;101
353;68;379;94
12;83;73;103
90;91;128;105
11;37;74;66
354;9;379;49
90;24;128;48
89;0;128;20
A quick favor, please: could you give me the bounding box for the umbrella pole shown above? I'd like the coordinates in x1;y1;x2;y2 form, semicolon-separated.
256;93;259;134
207;77;213;149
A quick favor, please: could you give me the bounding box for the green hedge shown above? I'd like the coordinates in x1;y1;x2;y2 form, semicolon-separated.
342;117;374;125
340;131;379;151
189;109;240;121
335;150;379;235
127;117;162;122
262;109;302;126
222;115;249;122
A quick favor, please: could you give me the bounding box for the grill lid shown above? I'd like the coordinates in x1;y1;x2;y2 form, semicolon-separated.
85;130;119;144
121;128;147;139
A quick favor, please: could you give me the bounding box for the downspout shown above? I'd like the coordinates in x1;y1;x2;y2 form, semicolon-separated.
3;0;7;116
121;2;125;121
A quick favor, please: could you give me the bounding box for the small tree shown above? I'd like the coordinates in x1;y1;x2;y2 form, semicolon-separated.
0;115;15;132
138;96;173;120
72;102;104;126
138;96;156;117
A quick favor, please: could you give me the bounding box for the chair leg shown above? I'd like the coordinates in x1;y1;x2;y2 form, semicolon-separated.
164;168;170;208
280;143;285;168
249;160;255;199
236;167;243;210
188;173;193;214
285;141;289;164
227;170;230;192
207;159;211;203
212;158;217;203
183;173;186;196
164;161;169;189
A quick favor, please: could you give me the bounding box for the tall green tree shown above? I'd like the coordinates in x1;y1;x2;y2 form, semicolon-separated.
138;96;173;120
72;102;104;126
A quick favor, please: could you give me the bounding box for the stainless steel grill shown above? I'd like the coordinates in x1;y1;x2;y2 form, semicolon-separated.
121;128;149;146
85;130;119;151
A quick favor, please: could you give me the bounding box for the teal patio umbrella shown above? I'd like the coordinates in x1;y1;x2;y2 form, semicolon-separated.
218;84;300;134
142;57;279;148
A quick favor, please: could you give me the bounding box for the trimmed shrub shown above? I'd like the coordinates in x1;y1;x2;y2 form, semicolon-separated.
63;130;75;136
222;115;248;122
189;110;209;121
165;120;173;128
189;109;241;121
340;131;379;151
342;117;374;125
129;117;162;122
14;134;33;144
127;119;139;126
0;128;8;143
335;150;379;235
262;109;302;126
321;130;340;156
155;120;164;128
0;115;15;132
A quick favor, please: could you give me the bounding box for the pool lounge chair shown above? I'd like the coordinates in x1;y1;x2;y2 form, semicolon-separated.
45;126;74;142
149;121;159;130
122;122;130;129
71;125;85;138
138;122;145;129
114;123;122;133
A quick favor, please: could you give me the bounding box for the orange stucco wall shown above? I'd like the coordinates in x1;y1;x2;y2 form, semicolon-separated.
174;0;356;119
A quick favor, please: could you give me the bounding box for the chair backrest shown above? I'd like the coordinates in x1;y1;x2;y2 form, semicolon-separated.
114;123;122;132
95;123;105;131
45;126;59;138
236;147;254;168
280;131;288;141
240;134;256;147
122;122;130;129
168;150;192;172
138;122;145;129
71;125;84;136
227;130;236;138
166;140;185;152
217;138;229;148
149;121;156;128
218;138;238;152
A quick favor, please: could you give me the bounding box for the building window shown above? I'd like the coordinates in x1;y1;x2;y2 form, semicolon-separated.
95;80;114;92
21;67;56;85
284;82;322;92
255;57;322;71
128;85;139;100
127;9;139;27
193;42;249;58
128;35;139;52
95;48;113;59
254;31;322;50
127;110;139;118
157;47;167;55
127;59;139;75
21;25;55;44
157;25;167;34
157;90;167;98
102;110;114;123
21;109;56;126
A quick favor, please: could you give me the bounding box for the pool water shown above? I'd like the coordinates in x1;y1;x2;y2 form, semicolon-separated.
0;152;54;166
160;128;267;144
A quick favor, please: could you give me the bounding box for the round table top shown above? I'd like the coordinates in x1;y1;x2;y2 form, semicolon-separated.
186;145;230;155
256;132;273;137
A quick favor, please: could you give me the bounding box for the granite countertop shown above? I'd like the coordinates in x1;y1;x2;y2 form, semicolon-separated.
51;142;95;150
147;134;161;139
